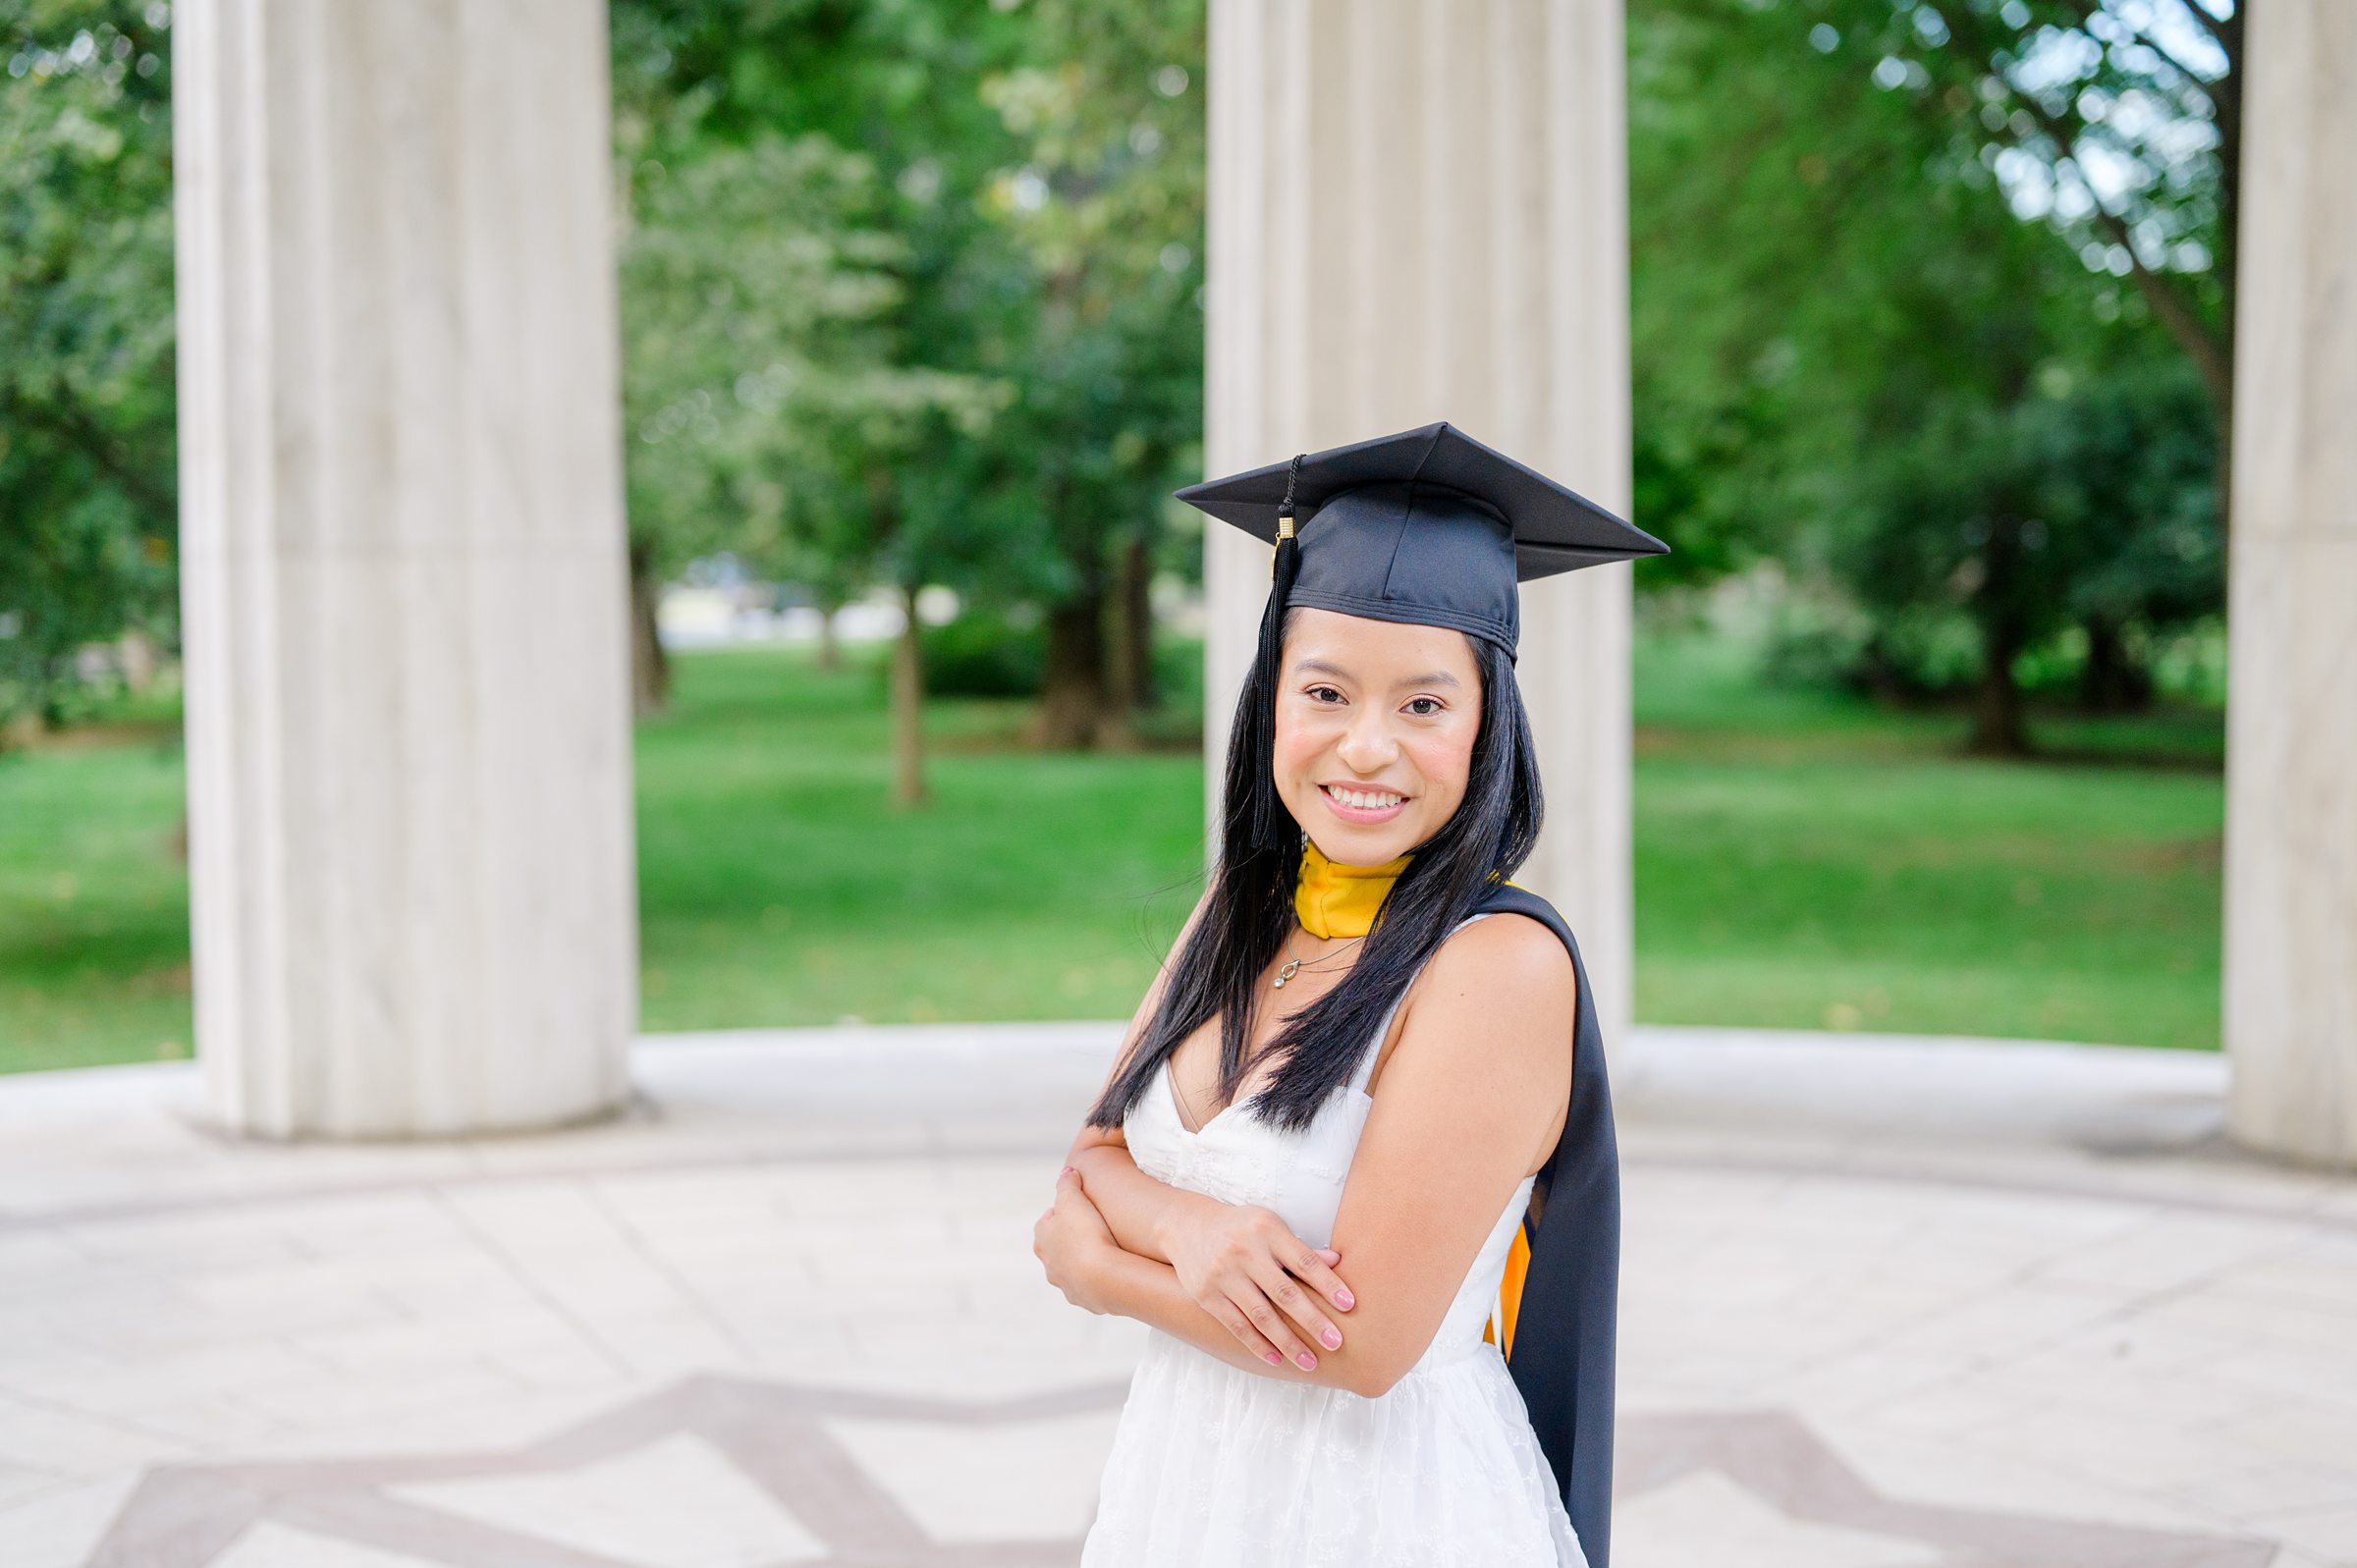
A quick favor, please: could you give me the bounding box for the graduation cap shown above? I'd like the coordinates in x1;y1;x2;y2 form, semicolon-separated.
1176;420;1669;666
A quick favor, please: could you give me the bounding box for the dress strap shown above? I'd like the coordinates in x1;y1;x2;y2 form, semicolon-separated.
1347;912;1493;1096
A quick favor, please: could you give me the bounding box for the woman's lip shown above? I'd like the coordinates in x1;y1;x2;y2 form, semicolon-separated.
1319;784;1408;823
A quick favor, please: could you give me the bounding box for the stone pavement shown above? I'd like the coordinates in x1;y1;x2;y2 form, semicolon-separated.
2;1024;2353;1568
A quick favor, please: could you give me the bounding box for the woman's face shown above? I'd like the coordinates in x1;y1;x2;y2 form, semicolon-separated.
1272;607;1485;866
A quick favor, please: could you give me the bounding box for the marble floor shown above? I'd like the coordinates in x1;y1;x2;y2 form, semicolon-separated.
1;1024;2353;1568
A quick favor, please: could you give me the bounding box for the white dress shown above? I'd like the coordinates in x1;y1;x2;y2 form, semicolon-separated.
1080;915;1590;1568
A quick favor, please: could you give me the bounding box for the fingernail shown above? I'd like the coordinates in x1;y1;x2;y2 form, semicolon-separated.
1264;1350;1283;1365
1294;1351;1316;1370
1320;1327;1341;1349
1336;1290;1354;1309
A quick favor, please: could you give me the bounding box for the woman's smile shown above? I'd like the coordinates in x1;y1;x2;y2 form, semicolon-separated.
1318;782;1411;824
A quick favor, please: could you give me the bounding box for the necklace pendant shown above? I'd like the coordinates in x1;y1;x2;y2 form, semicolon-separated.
1274;957;1303;990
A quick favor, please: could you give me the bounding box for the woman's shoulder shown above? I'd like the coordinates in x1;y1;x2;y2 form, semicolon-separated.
1391;909;1576;1051
1365;908;1576;1109
1434;906;1577;1000
1363;906;1577;1100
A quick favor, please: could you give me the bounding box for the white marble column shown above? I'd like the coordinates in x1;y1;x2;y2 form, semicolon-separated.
173;1;638;1138
2222;0;2357;1165
1203;0;1638;1043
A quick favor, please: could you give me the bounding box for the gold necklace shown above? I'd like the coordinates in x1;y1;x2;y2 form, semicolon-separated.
1273;930;1365;989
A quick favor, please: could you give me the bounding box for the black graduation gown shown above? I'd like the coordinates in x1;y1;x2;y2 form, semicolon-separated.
1473;880;1621;1568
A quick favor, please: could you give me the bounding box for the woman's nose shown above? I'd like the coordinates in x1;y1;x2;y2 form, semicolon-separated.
1337;716;1398;770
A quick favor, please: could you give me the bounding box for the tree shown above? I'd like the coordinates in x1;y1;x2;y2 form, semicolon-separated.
614;110;995;689
1629;0;2226;750
1836;0;2238;540
614;91;1007;802
2016;348;2220;713
1828;165;2067;755
965;0;1206;748
611;0;1205;754
0;4;175;738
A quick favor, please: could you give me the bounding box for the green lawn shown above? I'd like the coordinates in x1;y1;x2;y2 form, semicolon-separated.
0;633;2222;1074
1629;636;2220;1048
631;649;1205;1032
0;710;193;1072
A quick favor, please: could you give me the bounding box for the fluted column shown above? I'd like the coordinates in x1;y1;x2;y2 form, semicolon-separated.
172;1;637;1138
1203;0;1637;1043
2222;0;2357;1165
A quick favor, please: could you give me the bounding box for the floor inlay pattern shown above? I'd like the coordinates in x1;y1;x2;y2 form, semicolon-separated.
66;1379;2282;1568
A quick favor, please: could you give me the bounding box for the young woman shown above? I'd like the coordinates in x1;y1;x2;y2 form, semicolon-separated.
1032;422;1665;1567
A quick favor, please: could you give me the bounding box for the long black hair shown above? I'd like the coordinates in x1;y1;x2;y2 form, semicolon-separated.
1085;603;1546;1136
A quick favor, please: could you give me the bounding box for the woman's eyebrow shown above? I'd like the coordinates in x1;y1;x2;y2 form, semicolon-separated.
1295;657;1461;690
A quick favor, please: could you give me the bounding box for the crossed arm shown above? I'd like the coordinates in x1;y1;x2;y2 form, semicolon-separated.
1035;907;1574;1400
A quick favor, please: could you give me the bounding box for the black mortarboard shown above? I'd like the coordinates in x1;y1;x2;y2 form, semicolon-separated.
1176;420;1669;665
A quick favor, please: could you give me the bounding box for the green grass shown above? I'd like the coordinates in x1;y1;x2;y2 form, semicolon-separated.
0;713;195;1071
0;631;2223;1074
1630;634;2221;1049
631;650;1204;1031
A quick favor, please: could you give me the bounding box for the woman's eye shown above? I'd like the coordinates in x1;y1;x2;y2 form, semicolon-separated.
1404;697;1443;717
1307;686;1344;704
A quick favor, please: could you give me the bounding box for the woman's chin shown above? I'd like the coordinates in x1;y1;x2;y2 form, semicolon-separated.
1303;817;1417;867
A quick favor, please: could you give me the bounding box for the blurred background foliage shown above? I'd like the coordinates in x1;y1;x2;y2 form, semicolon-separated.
2;0;2235;1066
1;0;175;736
1629;0;2230;749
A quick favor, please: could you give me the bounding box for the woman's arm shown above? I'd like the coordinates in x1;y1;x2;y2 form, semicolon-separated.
1294;912;1576;1400
1039;1167;1358;1384
1066;1139;1205;1263
1085;1221;1355;1380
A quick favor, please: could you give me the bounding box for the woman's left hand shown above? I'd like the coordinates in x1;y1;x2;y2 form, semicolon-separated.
1034;1165;1117;1313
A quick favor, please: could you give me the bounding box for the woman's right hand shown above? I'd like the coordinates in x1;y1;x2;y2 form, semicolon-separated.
1160;1199;1356;1372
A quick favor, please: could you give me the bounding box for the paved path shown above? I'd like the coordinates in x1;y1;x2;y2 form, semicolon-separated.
1;1025;2352;1568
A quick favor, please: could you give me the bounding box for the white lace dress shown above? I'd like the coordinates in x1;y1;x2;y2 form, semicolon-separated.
1080;916;1590;1567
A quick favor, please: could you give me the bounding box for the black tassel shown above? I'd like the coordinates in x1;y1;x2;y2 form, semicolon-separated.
1246;456;1306;852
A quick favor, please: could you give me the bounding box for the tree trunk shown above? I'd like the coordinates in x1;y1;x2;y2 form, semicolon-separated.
2210;2;2242;564
2078;615;2153;715
1965;631;2030;755
1098;534;1155;751
1031;586;1111;749
35;653;68;730
2210;381;2234;575
890;581;927;807
814;594;843;673
1965;516;2033;757
1111;533;1156;712
628;538;671;717
1855;630;1911;706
